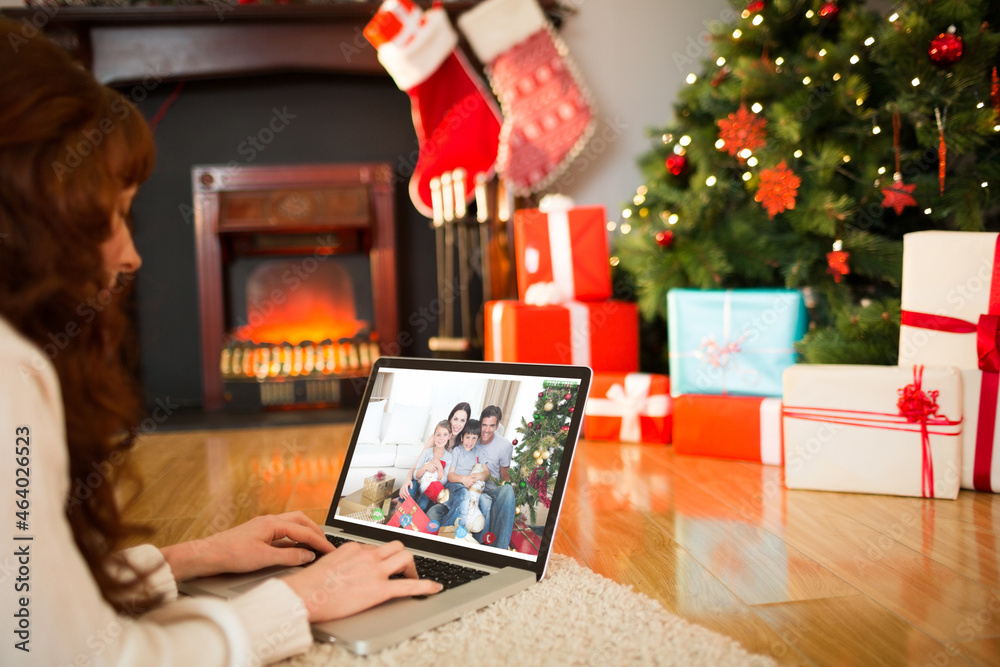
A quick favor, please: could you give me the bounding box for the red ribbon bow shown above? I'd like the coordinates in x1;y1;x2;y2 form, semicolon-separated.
897;365;938;498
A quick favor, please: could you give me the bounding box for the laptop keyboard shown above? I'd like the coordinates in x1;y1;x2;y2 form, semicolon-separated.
307;535;490;592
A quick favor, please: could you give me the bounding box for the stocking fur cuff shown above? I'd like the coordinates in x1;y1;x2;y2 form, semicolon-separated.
458;0;548;64
378;8;459;91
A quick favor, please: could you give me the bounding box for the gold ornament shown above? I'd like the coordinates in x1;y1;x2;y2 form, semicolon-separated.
515;506;521;515
544;401;554;411
533;450;541;459
541;450;550;460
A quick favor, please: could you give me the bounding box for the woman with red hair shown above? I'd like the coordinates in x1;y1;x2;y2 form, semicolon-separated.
0;21;439;665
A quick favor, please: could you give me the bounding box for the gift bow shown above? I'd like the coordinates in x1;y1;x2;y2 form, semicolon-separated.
585;374;671;442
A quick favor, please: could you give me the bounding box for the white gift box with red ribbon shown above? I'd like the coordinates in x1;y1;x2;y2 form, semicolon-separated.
783;364;963;499
899;231;1000;493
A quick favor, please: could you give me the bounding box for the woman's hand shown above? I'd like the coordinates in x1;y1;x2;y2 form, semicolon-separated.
282;540;443;622
398;481;412;500
160;512;334;581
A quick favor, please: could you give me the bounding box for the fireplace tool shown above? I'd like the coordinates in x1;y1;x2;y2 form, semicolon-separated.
428;169;513;358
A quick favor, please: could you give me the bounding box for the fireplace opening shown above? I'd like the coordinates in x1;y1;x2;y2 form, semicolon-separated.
194;162;398;412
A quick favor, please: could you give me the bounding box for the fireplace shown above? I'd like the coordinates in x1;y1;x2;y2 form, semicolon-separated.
194;162;398;411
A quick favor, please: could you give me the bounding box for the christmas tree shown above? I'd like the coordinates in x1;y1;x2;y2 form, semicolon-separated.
507;381;579;524
614;0;1000;367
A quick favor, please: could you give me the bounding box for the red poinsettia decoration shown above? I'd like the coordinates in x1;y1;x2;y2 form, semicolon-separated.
717;104;767;158
755;160;800;218
881;173;917;214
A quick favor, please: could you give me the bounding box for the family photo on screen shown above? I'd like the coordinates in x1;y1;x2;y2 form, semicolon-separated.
337;368;581;555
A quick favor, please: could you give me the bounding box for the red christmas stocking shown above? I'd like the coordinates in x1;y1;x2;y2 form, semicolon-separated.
458;0;596;196
365;0;502;218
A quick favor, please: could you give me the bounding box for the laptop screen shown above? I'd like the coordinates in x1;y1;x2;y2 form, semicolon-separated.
328;357;590;566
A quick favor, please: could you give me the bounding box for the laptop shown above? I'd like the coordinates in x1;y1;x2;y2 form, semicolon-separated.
179;356;591;655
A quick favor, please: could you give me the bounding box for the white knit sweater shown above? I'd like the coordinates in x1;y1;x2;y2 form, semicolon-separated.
0;316;314;666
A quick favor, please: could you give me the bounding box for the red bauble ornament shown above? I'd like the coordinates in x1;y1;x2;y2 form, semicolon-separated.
561;425;570;432
746;0;764;13
512;439;518;446
528;422;534;429
819;2;838;19
565;393;572;400
569;407;574;413
655;230;674;248
754;161;801;218
665;153;688;176
928;27;963;67
538;392;544;397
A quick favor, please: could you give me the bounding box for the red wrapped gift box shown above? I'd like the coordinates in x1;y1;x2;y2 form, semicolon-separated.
584;372;672;444
514;205;611;302
485;300;638;372
673;394;783;465
387;496;435;534
510;520;542;555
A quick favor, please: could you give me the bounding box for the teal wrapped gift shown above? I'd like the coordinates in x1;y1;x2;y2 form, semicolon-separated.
667;288;807;397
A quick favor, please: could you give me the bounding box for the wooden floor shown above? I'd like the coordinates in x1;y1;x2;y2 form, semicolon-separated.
121;423;1000;666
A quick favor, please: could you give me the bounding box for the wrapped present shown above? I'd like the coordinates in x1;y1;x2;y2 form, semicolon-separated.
339;489;392;519
667;288;807;397
782;364;963;499
673;394;782;464
485;300;638;372
899;231;1000;493
510;520;542;555
386;496;434;533
362;471;394;502
514;203;611;302
584;372;672;443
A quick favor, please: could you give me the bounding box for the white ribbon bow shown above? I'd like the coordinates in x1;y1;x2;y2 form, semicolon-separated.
585;374;671;442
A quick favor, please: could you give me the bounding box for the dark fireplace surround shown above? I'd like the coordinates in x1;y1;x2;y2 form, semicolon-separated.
13;3;550;414
7;4;482;413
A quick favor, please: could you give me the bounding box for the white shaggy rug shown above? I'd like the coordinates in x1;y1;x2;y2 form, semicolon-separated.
280;554;776;667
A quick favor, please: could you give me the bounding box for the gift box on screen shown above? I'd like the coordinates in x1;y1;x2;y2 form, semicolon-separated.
510;520;542;555
387;496;434;533
514;204;611;302
899;231;1000;493
667;289;807;397
782;364;963;499
485;300;638;372
362;471;394;503
584;372;672;443
673;394;783;464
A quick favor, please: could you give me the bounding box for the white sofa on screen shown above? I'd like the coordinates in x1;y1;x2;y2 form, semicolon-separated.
340;399;435;498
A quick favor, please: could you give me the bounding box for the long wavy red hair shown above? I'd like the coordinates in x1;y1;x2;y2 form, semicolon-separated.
0;20;157;611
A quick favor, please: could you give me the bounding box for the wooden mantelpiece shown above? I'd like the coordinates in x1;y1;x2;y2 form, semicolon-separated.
0;3;561;85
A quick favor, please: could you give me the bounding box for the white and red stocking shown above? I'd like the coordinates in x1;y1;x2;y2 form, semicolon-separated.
458;0;595;196
418;462;450;504
365;0;502;218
